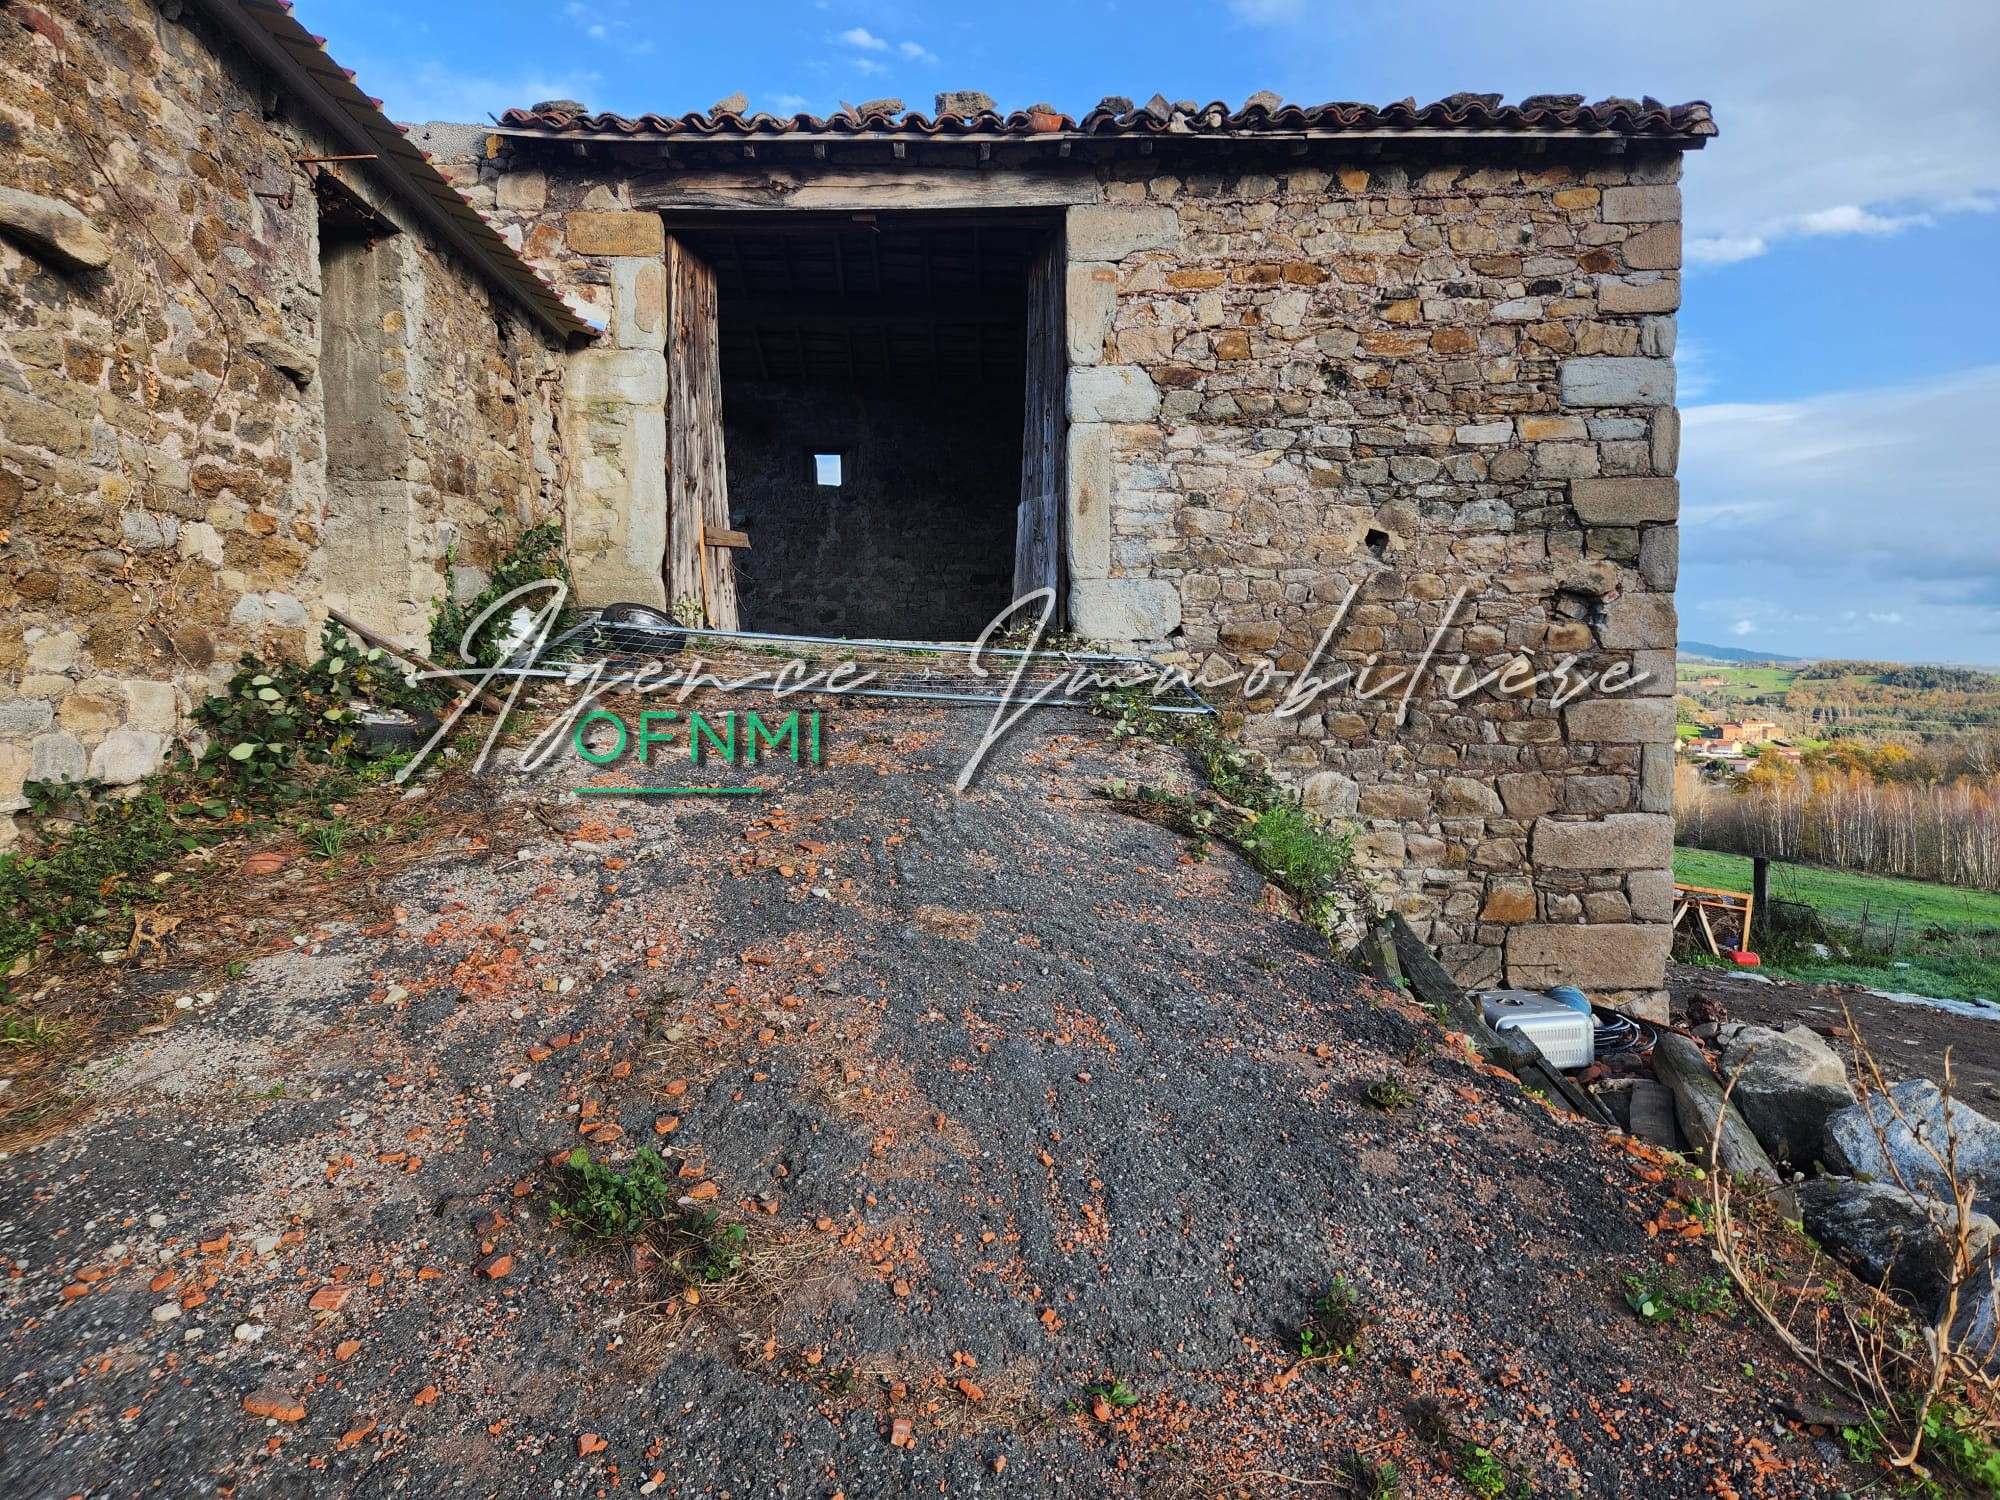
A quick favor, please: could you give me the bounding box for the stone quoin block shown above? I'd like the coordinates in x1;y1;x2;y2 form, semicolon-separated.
1621;221;1682;271
1571;477;1679;525
1531;813;1674;871
1064;204;1179;260
1562;697;1677;743
1559;357;1675;407
1068;365;1161;423
1598;277;1681;315
1068;578;1181;641
1505;922;1672;990
566;211;665;258
1601;184;1682;223
1065;263;1119;366
1065;424;1113;580
1598;593;1678;651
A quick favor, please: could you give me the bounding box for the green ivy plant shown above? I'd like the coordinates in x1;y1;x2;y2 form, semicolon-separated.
191;623;435;807
429;521;575;667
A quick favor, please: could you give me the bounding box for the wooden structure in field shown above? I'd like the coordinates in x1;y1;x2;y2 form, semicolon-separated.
1672;882;1755;958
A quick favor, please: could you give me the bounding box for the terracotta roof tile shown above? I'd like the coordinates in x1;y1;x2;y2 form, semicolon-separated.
497;92;1714;144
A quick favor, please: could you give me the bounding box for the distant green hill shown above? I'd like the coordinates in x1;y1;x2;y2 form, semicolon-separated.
1678;640;1810;665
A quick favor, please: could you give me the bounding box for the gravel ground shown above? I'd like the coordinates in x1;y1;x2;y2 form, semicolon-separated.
0;706;1847;1497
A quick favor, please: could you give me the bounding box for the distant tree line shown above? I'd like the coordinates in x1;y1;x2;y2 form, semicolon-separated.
1675;758;2000;893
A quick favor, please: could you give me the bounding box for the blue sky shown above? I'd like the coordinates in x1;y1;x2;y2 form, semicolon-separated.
308;0;2000;666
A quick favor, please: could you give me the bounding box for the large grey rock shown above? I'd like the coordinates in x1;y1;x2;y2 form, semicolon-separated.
1955;1262;2000;1373
1799;1178;1997;1310
1717;1025;1855;1166
1823;1079;2000;1218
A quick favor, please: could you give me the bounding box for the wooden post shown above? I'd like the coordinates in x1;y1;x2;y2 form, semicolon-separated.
1750;856;1769;947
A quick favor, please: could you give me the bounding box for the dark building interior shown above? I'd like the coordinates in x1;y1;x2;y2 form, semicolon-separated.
666;212;1051;639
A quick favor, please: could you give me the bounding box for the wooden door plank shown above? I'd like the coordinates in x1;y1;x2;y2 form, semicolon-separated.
1012;232;1064;607
667;234;740;629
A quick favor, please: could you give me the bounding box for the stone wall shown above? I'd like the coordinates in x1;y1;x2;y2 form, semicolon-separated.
0;0;575;845
721;378;1022;639
1069;160;1683;1011
475;139;1684;1010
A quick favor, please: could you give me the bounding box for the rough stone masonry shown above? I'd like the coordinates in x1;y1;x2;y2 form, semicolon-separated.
467;93;1704;1014
1;0;587;847
2;0;1703;1015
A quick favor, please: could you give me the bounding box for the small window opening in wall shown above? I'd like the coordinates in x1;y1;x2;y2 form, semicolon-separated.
811;452;844;488
1365;528;1391;560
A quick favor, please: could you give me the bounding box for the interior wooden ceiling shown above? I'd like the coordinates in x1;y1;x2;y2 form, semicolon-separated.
667;213;1052;384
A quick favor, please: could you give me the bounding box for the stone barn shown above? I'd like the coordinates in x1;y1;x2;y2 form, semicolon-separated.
1;0;1707;1013
462;91;1704;1012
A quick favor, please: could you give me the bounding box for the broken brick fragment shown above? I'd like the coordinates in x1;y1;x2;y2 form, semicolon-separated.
475;1251;514;1279
242;1387;306;1422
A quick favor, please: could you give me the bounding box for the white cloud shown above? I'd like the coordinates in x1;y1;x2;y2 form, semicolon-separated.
899;40;939;63
1679;366;2000;661
840;27;889;50
1225;0;2000;264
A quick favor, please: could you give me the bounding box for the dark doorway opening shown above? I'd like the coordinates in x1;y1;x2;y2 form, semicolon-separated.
663;211;1058;640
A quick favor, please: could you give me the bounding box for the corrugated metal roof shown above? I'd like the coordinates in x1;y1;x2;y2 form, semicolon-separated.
192;0;593;342
497;92;1715;146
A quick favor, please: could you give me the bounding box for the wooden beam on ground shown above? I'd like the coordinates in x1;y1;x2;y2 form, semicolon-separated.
1650;1032;1783;1188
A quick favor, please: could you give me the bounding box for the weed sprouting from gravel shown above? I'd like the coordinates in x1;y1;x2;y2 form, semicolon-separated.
1335;1452;1402;1498
1361;1074;1416;1111
1622;1270;1738;1329
552;1146;677;1238
1457;1444;1510;1499
1295;1276;1373;1365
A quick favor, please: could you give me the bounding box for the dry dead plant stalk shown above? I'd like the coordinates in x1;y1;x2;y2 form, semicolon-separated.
1699;1012;1998;1483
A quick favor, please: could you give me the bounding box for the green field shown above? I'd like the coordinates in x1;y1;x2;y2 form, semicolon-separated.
1673;846;2000;1003
1675;664;1800;705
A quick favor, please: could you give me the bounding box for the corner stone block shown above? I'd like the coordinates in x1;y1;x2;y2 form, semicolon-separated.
611;258;666;352
1621;221;1682;271
1069;365;1160;423
1506;923;1670;990
1065;263;1119;366
1640;743;1675;812
1601;184;1681;223
566;211;665;258
1598;592;1677;651
1068;578;1181;642
1065;424;1112;580
1531;813;1673;871
568;347;666;406
1558;357;1674;408
1651;408;1680;475
1561;697;1676;744
1064;204;1179;261
1599;277;1681;315
1571;477;1678;525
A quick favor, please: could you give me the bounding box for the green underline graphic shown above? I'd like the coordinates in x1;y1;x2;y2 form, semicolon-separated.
572;786;767;797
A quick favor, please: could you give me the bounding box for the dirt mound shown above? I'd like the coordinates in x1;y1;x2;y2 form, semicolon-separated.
0;708;1843;1496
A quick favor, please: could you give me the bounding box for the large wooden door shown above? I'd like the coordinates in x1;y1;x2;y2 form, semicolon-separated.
667;235;740;629
1012;233;1065;613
